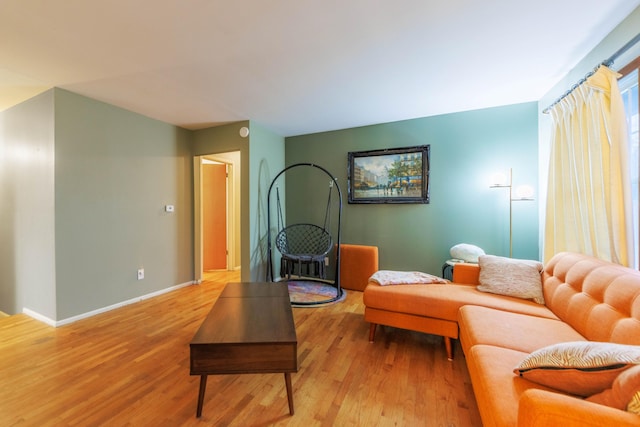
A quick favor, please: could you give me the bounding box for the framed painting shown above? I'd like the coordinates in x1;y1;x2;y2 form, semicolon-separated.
347;145;430;204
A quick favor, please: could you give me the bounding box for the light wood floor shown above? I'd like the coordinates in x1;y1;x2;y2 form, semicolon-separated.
0;271;481;426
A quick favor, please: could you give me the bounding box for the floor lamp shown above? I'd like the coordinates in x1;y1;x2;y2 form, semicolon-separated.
490;168;534;257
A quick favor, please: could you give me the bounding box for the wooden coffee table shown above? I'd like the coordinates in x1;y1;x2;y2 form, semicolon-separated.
190;282;298;418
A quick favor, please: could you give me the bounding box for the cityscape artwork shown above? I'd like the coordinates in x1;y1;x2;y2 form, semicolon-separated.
347;145;430;204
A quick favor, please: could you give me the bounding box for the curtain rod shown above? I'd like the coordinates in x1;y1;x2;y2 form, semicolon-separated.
542;32;640;114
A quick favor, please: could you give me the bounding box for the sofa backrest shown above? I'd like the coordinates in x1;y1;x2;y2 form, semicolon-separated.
543;252;640;345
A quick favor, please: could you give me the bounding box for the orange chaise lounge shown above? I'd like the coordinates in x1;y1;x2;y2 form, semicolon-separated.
363;252;640;426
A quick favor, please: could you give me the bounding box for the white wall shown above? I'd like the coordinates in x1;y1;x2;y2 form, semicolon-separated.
0;90;57;317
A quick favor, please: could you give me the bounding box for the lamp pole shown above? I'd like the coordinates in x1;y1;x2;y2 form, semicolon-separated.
490;168;535;258
508;168;513;258
490;168;515;257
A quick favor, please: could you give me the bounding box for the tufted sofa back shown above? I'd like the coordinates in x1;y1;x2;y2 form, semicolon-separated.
543;252;640;345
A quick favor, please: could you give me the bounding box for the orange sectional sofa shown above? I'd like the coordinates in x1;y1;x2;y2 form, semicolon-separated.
338;243;379;291
363;252;640;426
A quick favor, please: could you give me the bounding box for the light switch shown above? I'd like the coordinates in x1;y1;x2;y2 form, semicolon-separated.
165;205;175;213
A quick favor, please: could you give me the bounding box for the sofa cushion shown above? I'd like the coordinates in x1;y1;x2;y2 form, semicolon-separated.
587;364;640;415
465;344;557;427
458;305;584;355
514;341;640;397
363;282;557;322
478;255;545;304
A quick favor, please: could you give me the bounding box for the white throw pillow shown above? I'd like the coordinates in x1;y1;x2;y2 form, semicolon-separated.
477;254;544;304
450;243;485;263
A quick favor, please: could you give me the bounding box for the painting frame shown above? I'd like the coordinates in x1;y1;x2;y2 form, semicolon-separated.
347;145;430;204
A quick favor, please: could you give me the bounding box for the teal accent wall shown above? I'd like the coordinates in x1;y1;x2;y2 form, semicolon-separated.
247;122;285;281
285;102;539;275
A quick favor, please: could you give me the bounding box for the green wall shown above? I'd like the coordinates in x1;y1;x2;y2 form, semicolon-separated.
193;121;285;282
193;122;251;282
285;102;539;275
247;122;285;281
2;91;282;322
1;88;537;322
54;89;194;320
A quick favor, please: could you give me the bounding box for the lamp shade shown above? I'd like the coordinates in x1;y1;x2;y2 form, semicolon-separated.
515;185;534;199
491;172;508;186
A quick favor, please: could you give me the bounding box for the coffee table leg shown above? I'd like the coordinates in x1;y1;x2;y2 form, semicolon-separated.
284;373;294;415
196;375;208;418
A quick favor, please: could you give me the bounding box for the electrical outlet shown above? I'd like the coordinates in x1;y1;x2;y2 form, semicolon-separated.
137;268;144;280
324;256;329;266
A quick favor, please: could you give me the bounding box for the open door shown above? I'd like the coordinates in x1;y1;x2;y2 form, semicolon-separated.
203;162;227;270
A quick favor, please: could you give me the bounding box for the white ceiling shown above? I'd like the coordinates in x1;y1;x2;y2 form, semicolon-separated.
1;1;639;137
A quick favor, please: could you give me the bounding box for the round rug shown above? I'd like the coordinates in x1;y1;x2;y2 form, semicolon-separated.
285;279;346;307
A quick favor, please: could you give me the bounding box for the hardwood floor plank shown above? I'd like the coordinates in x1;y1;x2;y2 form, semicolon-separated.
0;271;481;426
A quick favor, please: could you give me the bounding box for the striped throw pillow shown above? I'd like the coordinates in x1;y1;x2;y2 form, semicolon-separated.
514;341;640;397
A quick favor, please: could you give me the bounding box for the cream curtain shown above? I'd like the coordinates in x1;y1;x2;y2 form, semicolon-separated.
544;65;633;266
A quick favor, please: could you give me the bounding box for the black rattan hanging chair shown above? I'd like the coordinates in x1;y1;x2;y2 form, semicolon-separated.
266;163;343;306
276;223;333;279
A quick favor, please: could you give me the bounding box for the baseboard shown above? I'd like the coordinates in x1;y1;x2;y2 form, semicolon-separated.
22;308;56;326
23;280;196;327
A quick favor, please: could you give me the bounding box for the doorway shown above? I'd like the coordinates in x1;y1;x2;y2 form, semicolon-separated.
194;151;241;283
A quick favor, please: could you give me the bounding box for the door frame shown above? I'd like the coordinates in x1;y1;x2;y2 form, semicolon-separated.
193;152;240;283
